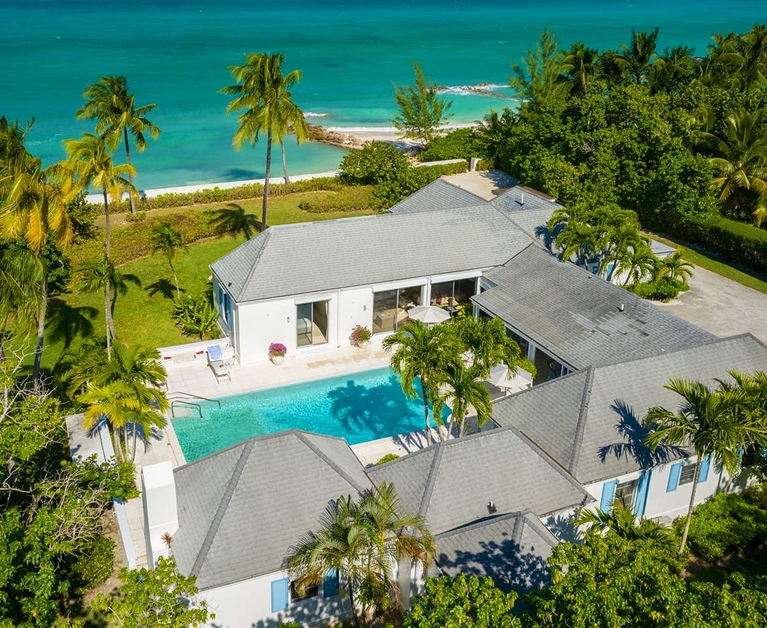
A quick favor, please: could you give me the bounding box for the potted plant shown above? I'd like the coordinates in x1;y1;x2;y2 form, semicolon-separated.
349;324;372;348
268;342;287;365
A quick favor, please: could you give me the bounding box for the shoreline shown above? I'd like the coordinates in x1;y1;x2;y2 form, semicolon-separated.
84;123;479;203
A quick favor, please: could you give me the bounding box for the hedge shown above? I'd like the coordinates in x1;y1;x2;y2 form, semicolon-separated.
85;177;345;214
673;216;767;275
298;186;375;213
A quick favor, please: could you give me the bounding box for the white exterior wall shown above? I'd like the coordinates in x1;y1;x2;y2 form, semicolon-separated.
201;570;349;628
231;270;486;365
584;459;736;523
141;462;179;567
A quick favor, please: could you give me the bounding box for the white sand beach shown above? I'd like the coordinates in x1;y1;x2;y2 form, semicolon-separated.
84;123;480;204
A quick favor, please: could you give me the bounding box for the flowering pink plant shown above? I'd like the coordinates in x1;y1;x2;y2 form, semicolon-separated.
268;342;287;358
349;324;372;347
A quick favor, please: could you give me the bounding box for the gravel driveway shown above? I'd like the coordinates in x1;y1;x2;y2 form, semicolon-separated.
656;266;767;345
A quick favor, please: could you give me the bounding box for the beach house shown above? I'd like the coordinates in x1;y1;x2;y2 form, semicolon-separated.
136;178;767;627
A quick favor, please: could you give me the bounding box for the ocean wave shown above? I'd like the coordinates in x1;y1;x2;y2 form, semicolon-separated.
439;83;514;98
325;126;397;133
304;112;330;118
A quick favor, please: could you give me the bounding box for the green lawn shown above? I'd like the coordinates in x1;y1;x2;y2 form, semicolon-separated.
648;232;767;296
30;195;374;376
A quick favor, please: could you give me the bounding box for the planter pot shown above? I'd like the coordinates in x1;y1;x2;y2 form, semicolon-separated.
271;355;285;366
356;341;371;350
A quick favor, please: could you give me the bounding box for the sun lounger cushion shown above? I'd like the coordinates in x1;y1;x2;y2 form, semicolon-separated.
207;345;223;361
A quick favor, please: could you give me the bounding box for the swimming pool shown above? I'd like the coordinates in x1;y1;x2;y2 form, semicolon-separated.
171;368;443;462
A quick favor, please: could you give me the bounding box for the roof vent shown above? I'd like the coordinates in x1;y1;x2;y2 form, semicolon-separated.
618;303;625;312
487;501;497;514
520;192;525;206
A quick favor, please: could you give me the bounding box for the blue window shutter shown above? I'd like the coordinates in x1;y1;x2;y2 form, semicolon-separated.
667;462;682;492
224;293;232;326
698;455;711;483
271;578;289;613
633;470;651;517
217;286;223;312
600;480;617;512
323;568;339;598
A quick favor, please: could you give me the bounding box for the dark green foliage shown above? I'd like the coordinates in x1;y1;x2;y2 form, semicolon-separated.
418;128;488;162
66;192;98;240
92;556;209;627
627;276;689;301
404;575;520;627
371;161;468;209
681;490;767;563
340;141;410;185
673;215;767;275
391;61;453;146
70;535;115;593
298;186;374;213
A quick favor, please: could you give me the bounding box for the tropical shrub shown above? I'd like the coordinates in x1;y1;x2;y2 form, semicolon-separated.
681;490;767;563
375;453;400;466
627;276;689;301
172;292;219;341
349;324;372;346
340;141;410;185
418;127;488;162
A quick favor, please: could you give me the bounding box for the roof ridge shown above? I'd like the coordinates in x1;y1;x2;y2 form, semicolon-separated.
568;366;595;475
296;432;369;494
519;511;561;547
434;510;526;539
418;445;445;518
236;229;273;301
509;427;590;513
189;439;255;577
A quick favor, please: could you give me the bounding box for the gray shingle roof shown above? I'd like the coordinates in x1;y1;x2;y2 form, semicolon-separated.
210;206;534;303
388;178;488;214
172;430;373;590
367;427;590;535
473;245;715;369
435;511;557;592
492;334;767;484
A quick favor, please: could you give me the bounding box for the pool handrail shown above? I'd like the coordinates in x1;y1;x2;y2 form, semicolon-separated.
169;392;222;418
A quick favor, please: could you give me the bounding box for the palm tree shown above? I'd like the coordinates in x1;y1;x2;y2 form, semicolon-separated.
656;250;694;285
562;42;601;95
221;52;307;231
453;316;523;379
286;483;434;626
1;118;75;384
150;222;187;297
646;45;699;94
0;247;44;363
71;341;168;460
436;363;493;438
548;202;598;267
72;257;129;357
64;133;136;259
614;28;660;84
383;320;461;445
575;499;676;550
644;377;767;554
614;241;658;287
76;75;161;217
705;108;767;225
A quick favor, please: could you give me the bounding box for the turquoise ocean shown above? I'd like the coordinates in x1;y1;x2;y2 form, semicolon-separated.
0;0;759;190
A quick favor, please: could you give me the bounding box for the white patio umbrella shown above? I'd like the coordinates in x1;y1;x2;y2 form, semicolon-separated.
487;364;533;393
406;305;451;325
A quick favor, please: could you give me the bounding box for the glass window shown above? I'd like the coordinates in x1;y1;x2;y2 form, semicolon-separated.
505;328;530;358
291;581;319;602
679;463;697;486
430;278;477;308
615;478;638;509
373;286;421;334
296;300;329;347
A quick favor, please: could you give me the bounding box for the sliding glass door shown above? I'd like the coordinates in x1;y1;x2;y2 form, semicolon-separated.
372;286;422;334
296;300;329;347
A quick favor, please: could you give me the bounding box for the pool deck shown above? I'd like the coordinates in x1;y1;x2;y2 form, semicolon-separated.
85;342;465;568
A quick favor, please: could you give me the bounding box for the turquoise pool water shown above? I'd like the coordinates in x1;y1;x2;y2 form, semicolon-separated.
171;368;442;462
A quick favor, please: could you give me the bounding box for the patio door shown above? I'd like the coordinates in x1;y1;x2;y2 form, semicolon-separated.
296;300;329;347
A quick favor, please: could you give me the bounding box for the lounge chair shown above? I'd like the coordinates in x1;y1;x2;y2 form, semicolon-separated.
207;345;230;382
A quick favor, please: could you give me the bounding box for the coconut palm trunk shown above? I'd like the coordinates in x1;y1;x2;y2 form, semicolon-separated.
262;130;272;230
281;141;291;183
679;454;701;555
123;127;137;217
169;257;180;298
421;376;433;446
32;279;47;389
